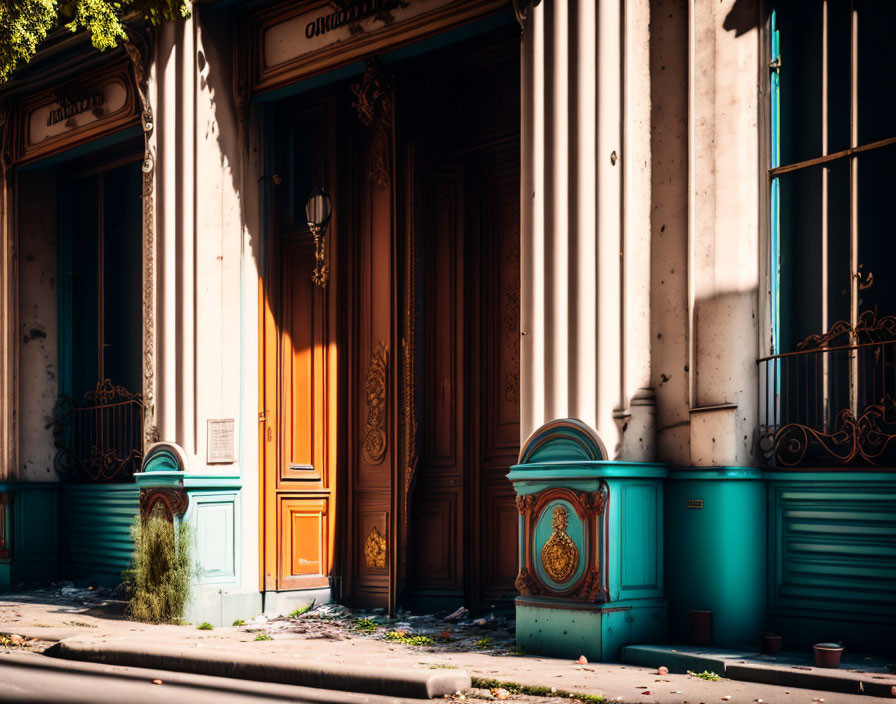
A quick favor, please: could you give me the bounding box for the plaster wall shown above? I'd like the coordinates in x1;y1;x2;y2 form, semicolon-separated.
687;0;761;467
151;13;261;597
648;0;690;467
17;171;59;482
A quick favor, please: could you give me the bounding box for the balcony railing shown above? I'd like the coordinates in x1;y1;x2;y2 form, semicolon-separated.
758;312;896;467
52;380;144;482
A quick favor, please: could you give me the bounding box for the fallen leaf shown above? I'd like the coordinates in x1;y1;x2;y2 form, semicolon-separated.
641;691;651;696
658;666;669;675
152;679;163;685
577;655;588;664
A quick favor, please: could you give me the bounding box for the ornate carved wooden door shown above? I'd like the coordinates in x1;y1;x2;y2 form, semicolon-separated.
347;64;399;610
399;36;521;609
261;97;340;594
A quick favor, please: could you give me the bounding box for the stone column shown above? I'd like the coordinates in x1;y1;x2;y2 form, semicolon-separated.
155;19;198;458
521;0;655;459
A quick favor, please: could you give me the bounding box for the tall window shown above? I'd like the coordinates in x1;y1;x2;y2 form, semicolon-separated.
761;1;896;467
55;152;144;481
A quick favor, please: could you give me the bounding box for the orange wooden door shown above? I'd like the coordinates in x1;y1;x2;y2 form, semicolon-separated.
261;98;339;593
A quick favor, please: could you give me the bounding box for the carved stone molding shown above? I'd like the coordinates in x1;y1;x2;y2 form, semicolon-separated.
140;487;188;522
363;525;387;568
362;342;389;465
513;0;542;32
124;29;159;447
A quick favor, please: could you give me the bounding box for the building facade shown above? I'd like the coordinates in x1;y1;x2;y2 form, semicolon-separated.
0;0;893;653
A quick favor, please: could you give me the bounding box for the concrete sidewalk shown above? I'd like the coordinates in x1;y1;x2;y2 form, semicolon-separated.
1;589;894;703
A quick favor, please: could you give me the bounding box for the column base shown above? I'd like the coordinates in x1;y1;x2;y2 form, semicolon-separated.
515;596;667;661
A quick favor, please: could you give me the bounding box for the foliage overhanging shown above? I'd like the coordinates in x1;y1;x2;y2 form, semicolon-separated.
0;1;191;84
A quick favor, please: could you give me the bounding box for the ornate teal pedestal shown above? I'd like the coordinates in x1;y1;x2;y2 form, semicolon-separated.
509;419;668;661
135;442;259;625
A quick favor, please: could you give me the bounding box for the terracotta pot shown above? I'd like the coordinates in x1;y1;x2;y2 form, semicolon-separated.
814;643;844;668
690;609;713;646
760;632;782;655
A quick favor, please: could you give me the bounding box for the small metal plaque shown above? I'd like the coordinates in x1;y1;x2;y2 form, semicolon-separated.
685;499;704;509
207;418;236;464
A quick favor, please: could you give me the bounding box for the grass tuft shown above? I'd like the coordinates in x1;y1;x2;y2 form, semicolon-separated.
383;630;434;646
232;619;246;627
474;637;492;650
197;622;213;630
124;515;194;624
289;599;316;618
354;617;379;632
688;669;721;681
254;633;273;641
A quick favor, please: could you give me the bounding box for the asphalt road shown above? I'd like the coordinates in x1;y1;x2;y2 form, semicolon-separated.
0;652;429;704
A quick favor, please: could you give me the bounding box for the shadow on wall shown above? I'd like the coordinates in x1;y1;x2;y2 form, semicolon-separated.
723;0;770;37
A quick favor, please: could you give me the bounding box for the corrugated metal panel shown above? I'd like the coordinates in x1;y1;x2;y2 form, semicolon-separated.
770;481;896;622
61;484;140;586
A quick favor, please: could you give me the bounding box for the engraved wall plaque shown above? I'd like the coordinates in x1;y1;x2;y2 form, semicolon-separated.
207;418;236;464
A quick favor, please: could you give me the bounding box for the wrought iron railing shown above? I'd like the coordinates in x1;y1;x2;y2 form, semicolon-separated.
758;312;896;467
52;380;144;482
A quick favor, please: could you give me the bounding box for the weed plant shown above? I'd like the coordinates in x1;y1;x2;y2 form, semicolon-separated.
124;515;193;623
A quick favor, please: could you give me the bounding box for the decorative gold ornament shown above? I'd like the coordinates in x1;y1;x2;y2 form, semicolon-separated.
540;505;578;583
363;526;387;568
351;61;393;189
362;342;389;465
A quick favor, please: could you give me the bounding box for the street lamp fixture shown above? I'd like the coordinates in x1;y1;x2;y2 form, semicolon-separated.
306;187;332;287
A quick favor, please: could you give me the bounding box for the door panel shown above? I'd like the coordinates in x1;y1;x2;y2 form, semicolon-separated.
473;154;522;602
279;496;329;589
262;99;337;594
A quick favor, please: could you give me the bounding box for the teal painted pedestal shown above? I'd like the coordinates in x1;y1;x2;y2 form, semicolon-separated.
135;442;260;626
508;419;668;661
664;468;766;648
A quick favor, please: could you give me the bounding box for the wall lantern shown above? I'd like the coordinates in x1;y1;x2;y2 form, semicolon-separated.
306;187;332;287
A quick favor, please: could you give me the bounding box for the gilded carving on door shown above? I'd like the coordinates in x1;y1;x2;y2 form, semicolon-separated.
362;342;389;466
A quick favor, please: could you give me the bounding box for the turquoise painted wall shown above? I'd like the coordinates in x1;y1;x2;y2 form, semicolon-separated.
665;468;766;648
61;484;139;587
767;472;896;651
0;483;59;591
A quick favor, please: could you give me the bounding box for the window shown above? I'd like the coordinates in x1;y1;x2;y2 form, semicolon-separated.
55;153;144;481
760;1;896;467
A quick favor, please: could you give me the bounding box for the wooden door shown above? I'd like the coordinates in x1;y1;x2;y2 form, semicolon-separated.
346;64;399;610
467;147;521;605
401;33;521;608
261;98;339;593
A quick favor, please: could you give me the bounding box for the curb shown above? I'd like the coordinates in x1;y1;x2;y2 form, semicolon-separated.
45;638;471;699
623;645;896;699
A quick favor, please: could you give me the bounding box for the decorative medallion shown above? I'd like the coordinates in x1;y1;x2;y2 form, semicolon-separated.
363;526;387;568
362;342;389;465
540;505;579;583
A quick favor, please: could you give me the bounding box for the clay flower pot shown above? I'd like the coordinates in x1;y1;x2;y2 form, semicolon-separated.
690;609;713;646
813;642;844;668
760;632;782;655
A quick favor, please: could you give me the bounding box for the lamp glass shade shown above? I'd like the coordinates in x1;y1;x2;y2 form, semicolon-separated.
305;188;332;229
